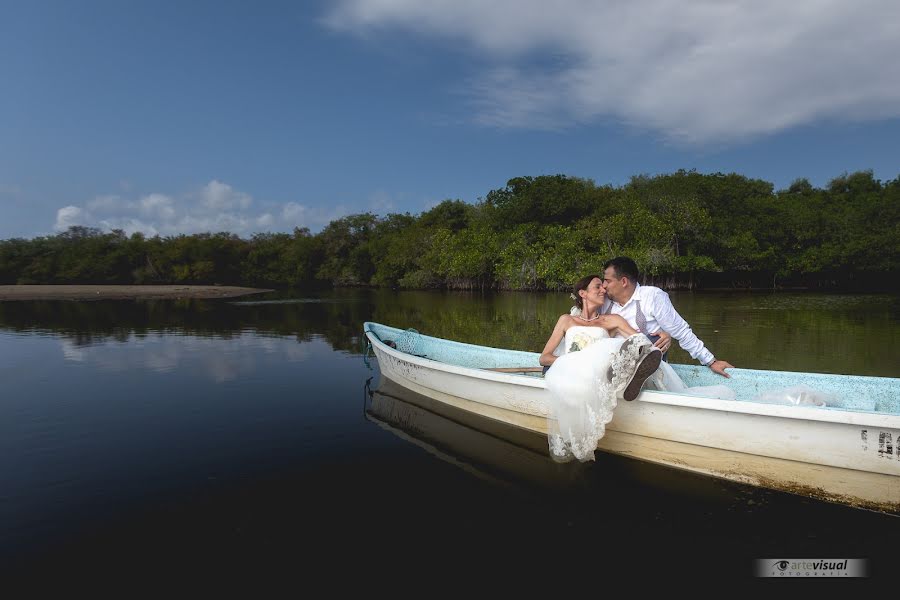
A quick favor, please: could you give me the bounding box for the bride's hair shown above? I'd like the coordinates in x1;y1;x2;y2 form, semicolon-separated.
572;274;601;310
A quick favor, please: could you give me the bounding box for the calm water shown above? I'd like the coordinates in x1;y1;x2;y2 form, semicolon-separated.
1;290;898;582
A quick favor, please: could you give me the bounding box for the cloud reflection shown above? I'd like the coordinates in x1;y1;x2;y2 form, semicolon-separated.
59;333;315;383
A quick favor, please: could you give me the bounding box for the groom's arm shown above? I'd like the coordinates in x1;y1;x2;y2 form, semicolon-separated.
648;288;715;366
650;291;733;377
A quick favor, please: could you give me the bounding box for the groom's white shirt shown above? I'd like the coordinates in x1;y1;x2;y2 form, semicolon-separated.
600;283;715;366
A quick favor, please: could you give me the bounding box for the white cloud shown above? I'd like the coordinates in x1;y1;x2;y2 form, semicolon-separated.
98;218;159;237
256;213;275;228
52;180;350;237
54;205;83;231
139;193;176;220
281;202;307;223
201;180;253;211
325;0;900;143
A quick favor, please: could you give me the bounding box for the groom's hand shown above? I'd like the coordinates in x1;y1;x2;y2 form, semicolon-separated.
709;359;734;378
650;330;671;353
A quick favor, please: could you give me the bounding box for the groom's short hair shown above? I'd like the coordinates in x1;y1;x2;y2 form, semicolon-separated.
604;256;640;283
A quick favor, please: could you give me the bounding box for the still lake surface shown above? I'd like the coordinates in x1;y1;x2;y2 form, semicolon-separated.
1;289;898;581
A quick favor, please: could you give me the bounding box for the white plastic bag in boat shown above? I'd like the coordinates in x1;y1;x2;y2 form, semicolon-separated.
752;384;834;408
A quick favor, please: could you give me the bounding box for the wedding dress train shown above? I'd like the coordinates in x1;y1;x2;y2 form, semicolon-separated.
544;326;653;462
645;362;736;400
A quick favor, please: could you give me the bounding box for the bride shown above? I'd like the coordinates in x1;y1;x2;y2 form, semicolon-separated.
539;274;662;462
539;274;736;462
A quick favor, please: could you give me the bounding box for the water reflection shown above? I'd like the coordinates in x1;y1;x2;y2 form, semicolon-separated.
365;371;770;505
0;295;372;354
1;290;897;375
365;376;589;490
362;370;898;578
58;333;313;379
1;290;898;581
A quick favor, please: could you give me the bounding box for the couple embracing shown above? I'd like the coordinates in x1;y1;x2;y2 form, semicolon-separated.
538;256;735;462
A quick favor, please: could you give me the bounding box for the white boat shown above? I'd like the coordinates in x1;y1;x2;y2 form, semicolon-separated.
363;322;900;514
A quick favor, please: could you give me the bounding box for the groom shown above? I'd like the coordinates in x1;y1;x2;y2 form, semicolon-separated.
598;256;733;378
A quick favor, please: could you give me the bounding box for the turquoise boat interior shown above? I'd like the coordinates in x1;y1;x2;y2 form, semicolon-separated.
364;322;900;415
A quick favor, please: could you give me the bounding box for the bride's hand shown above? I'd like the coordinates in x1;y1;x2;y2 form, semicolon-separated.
651;330;671;353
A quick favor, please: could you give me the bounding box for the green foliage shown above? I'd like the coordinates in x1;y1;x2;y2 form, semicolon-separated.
483;175;597;228
439;226;500;289
418;200;472;231
1;170;896;290
315;213;378;285
494;224;551;290
368;213;420;287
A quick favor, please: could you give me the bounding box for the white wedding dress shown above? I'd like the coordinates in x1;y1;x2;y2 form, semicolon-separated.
645;362;736;400
544;325;735;463
544;326;650;462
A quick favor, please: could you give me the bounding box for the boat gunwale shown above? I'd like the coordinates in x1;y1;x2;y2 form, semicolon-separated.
364;322;900;429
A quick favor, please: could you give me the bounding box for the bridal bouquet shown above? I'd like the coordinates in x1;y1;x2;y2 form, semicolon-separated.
568;332;593;353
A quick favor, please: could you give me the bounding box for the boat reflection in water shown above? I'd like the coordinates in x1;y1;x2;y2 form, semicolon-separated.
362;372;899;579
365;373;747;502
363;372;858;512
365;375;590;491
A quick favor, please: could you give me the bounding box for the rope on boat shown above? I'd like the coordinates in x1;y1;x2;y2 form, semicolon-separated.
360;331;375;369
362;376;375;418
364;343;373;368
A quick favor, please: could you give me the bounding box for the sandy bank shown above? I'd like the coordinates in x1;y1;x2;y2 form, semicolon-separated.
0;285;273;301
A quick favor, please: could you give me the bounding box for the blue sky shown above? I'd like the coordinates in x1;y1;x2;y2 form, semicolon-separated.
2;0;899;239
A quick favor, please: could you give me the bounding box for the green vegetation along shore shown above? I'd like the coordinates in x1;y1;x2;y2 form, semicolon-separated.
1;170;897;291
0;285;271;301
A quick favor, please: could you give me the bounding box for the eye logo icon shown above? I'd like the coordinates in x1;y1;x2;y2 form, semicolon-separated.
773;561;791;571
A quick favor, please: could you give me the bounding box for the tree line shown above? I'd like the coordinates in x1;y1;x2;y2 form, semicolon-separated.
2;170;897;291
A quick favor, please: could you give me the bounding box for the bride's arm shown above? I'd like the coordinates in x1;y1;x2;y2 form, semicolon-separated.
539;315;570;367
600;314;638;337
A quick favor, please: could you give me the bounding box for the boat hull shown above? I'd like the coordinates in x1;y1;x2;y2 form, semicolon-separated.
367;324;900;514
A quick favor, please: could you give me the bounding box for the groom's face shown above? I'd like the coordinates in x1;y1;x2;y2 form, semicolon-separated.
602;267;625;301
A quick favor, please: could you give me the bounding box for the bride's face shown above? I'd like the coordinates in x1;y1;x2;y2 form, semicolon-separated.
580;277;606;305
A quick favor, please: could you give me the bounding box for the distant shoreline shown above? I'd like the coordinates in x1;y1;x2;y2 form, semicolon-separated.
0;285;273;301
